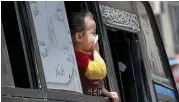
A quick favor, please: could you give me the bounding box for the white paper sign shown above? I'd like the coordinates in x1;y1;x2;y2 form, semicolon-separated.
29;1;82;93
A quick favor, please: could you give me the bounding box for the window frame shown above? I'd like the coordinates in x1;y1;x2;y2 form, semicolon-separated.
14;1;40;89
13;1;47;90
2;1;39;89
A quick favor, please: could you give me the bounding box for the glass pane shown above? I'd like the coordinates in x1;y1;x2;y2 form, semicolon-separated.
29;1;82;93
136;2;167;78
154;84;177;101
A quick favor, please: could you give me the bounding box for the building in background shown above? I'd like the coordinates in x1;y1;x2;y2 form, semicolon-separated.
150;1;179;59
169;55;179;94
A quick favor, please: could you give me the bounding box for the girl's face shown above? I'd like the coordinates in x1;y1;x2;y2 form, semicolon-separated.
78;16;96;52
83;17;97;52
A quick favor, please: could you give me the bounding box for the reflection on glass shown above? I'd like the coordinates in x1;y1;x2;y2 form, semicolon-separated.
136;2;167;78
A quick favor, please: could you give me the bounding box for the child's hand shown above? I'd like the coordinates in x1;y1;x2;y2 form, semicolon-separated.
109;92;119;102
93;50;101;58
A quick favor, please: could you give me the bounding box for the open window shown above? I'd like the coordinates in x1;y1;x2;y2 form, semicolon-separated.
107;28;148;102
1;1;38;89
64;1;111;93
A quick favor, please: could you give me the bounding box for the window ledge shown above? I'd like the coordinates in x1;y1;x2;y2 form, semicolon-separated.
1;86;112;102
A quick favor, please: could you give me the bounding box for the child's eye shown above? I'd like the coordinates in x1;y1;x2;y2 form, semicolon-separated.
92;32;96;35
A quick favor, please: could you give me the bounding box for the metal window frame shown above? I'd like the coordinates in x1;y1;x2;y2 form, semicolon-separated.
1;86;111;102
2;1;35;89
16;1;47;90
14;1;39;89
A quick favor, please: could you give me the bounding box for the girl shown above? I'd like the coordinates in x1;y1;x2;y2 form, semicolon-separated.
69;11;119;101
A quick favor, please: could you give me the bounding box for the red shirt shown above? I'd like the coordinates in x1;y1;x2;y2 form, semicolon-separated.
75;50;102;89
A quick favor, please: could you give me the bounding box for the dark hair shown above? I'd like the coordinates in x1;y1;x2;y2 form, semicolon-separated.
69;12;93;36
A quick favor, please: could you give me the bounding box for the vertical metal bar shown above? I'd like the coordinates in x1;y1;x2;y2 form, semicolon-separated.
23;1;47;90
116;52;126;102
14;1;37;89
130;35;148;102
128;39;139;102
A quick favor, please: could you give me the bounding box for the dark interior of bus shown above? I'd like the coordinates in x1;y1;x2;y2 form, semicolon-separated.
1;2;31;88
107;28;149;102
2;2;39;89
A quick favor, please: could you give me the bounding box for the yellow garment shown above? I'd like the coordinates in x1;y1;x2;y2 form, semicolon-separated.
85;50;107;79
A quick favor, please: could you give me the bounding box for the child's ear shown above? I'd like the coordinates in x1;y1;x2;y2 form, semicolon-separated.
75;32;84;43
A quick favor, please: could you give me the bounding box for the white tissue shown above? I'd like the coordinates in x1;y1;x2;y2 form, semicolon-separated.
93;34;98;47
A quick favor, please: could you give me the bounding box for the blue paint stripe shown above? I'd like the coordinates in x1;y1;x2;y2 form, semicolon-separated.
169;59;179;66
155;84;176;99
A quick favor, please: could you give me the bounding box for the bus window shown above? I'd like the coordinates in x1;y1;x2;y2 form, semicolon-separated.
136;2;178;101
107;28;148;102
136;2;172;86
2;1;33;88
